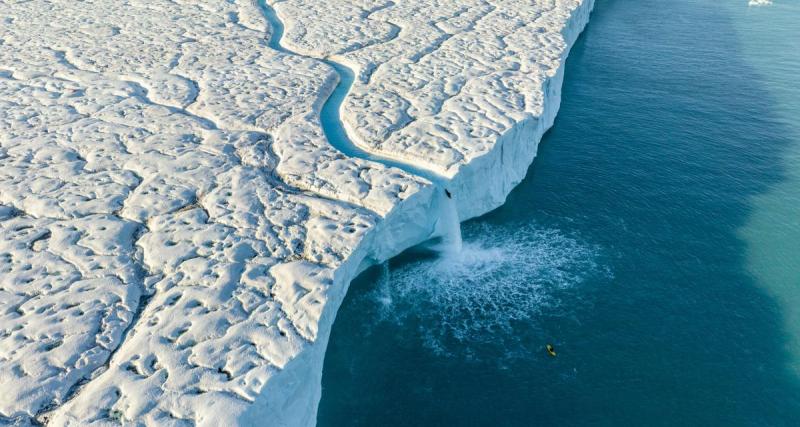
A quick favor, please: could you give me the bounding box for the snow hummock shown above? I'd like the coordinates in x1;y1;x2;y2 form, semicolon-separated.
0;0;593;425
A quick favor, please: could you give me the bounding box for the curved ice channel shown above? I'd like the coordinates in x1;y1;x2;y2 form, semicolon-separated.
258;2;447;187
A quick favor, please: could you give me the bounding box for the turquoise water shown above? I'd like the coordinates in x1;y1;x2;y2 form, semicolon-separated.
319;0;800;424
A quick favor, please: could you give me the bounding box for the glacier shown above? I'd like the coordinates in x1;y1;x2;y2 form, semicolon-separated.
0;0;593;425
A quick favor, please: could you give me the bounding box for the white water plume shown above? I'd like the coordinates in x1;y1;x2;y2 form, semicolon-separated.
366;222;611;357
432;193;463;255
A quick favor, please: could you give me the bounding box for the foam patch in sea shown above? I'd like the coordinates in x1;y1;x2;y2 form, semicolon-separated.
364;222;612;359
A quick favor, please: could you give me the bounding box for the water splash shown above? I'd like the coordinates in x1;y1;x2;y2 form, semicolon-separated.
429;193;463;254
365;222;611;358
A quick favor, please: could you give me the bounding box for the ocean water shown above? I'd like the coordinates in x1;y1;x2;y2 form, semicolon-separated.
318;0;800;425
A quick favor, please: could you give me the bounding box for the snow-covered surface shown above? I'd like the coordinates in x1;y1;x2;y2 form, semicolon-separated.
0;0;592;425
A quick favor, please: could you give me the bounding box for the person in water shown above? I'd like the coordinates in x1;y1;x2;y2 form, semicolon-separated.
445;189;452;199
546;344;557;357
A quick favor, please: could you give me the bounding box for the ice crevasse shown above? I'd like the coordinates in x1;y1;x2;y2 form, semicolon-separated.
0;0;593;425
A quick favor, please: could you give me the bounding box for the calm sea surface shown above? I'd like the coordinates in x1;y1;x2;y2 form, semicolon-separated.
319;0;800;424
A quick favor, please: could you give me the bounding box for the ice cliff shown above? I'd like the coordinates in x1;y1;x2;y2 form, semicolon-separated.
0;0;593;425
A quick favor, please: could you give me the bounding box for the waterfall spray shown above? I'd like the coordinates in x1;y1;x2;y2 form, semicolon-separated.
433;188;463;255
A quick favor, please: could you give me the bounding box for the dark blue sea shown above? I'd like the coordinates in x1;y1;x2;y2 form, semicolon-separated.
319;0;800;424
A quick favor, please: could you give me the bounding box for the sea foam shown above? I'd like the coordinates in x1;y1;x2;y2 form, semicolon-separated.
366;223;610;358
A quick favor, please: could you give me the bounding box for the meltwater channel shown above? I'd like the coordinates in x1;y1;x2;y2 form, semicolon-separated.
319;0;800;425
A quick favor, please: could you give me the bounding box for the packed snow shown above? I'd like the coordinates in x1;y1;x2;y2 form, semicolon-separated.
0;0;592;425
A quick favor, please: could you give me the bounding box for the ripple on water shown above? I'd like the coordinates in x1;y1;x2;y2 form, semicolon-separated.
364;222;612;359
